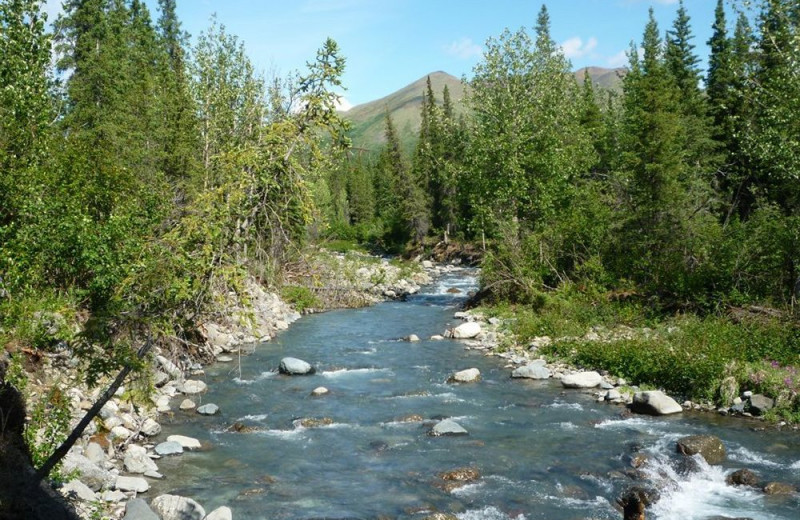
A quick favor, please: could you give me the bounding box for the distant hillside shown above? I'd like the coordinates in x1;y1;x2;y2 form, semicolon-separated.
344;66;625;155
574;66;626;92
343;71;466;155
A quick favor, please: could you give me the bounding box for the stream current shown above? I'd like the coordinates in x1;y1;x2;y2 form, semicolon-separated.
153;270;800;519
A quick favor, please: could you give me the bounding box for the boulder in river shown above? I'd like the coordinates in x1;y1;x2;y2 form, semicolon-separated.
123;498;159;520
430;419;468;436
205;506;233;520
448;368;481;383
763;481;796;495
435;467;480;492
151;494;206;520
181;379;207;394
512;363;551;380
676;435;726;465
155;441;184;456
166;434;202;450
197;403;219;415
406;334;420;342
726;468;759;488
630;390;683;415
747;394;774;416
114;475;149;493
311;386;329;396
452;322;481;339
123;445;159;474
279;357;315;375
561;371;603;389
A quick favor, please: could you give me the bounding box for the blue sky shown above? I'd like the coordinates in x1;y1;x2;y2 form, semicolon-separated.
44;0;727;108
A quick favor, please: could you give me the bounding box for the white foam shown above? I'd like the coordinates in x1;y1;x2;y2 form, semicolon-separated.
728;446;784;468
450;481;485;497
457;506;526;520
233;371;276;385
321;367;392;377
544;401;584;411
238;414;268;422
559;421;578;431
791;459;800;469
593;416;671;436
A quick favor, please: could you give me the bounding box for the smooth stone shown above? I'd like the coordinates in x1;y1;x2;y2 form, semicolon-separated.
155;441;183;456
61;480;97;502
151;494;206;520
85;442;106;466
278;357;315;375
98;401;119;420
197;403;219;415
561;371;603;389
62;452;114;491
216;355;234;362
449;368;481;383
677;435;727;465
141;418;162;437
430;335;445;341
123;498;159;520
166;435;202;450
156;355;182;379
606;389;622;401
512;364;551;379
102;489;127;503
115;475;149;493
748;394;774;416
179;399;196;410
726;469;759;487
406;334;420;342
110;425;133;440
311;386;329;396
763;482;795;495
631;390;683;415
452;322;481;339
430;419;468;436
204;506;233;520
181;380;207;395
124;445;159;474
144;470;164;479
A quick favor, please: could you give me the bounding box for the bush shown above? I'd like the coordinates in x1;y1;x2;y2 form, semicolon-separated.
280;285;319;313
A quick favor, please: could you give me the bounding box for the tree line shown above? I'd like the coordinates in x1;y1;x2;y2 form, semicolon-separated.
328;0;800;312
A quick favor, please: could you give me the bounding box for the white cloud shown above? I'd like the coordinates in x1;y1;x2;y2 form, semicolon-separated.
43;0;63;22
560;36;598;59
443;37;482;60
334;94;353;112
607;49;629;68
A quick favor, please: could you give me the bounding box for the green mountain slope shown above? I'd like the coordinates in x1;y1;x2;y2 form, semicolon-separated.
344;66;625;155
343;71;466;155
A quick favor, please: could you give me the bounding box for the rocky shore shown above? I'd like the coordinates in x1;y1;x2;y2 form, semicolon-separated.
32;253;442;519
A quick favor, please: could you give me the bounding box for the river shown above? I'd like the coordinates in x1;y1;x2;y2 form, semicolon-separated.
152;270;800;519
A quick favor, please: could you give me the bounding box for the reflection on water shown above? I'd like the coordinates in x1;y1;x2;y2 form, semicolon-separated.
152;270;800;519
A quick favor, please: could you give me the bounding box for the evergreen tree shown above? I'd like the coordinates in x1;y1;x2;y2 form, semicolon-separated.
578;69;602;173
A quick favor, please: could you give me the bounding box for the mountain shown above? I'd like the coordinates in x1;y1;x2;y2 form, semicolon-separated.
344;66;626;155
342;71;466;155
574;66;626;92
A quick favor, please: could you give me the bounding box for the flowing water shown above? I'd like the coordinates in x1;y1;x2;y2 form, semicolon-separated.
152;270;800;519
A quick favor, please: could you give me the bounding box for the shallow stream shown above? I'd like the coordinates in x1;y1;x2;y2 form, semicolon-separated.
153;271;800;519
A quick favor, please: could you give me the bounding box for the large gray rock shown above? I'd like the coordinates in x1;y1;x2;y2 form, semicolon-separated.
156;355;182;379
84;442;106;466
205;506;233;520
197;403;219;415
279;357;315;375
561;371;603;389
155;441;184;456
430;419;468;436
452;322;481;339
181;380;207;395
748;394;774;416
512;363;551;379
62;452;114;491
115;476;150;493
151;494;206;520
167;434;202;450
123;498;159;520
631;390;683;415
124;445;159;474
141;417;162;437
677;435;727;465
449;368;481;383
61;480;97;502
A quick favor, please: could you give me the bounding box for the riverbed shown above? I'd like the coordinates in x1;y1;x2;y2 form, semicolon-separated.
152;270;800;519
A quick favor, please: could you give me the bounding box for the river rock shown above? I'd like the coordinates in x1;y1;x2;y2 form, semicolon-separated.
155;441;184;456
115;475;149;493
141;417;161;437
763;482;795;495
630;390;683;415
166;434;201;450
99;400;119;420
85;441;106;466
748;394;774;416
124;445;159;474
311;386;329;396
102;489;127;503
181;380;207;395
676;435;726;465
61;479;97;502
204;506;233;520
449;368;481;383
452;322;481;339
430;335;444;341
151;494;206;520
62;452;114;491
726;469;759;487
123;498;159;520
279;357;315;375
512;363;551;379
561;371;603;389
197;403;219;415
430;419;468;436
156;355;182;379
179;399;196;410
406;334;420;342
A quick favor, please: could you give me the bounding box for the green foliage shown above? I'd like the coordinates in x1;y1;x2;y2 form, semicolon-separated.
280;286;319;313
24;383;72;481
